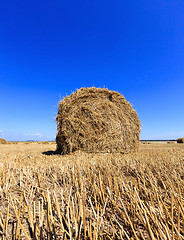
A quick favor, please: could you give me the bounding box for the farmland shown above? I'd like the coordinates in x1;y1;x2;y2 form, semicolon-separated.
0;142;184;239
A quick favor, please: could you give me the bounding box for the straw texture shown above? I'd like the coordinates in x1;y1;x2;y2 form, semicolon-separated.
56;87;140;154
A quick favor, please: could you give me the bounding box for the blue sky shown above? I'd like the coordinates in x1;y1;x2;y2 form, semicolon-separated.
0;0;184;141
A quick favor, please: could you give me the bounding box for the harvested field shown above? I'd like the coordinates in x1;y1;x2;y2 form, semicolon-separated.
0;142;184;239
56;87;140;154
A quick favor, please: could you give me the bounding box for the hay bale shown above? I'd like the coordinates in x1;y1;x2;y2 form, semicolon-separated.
177;138;184;143
167;141;175;144
0;138;8;144
56;87;140;154
42;141;49;144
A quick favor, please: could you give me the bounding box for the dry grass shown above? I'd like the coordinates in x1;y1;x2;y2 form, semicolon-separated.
0;142;184;239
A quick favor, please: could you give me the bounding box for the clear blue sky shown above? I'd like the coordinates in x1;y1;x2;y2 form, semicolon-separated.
0;0;184;141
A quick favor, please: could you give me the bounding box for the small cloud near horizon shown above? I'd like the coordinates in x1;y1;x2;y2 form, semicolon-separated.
32;133;42;137
24;133;42;137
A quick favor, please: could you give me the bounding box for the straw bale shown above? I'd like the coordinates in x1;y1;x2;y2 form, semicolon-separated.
167;141;175;144
42;141;49;144
177;138;184;143
56;87;140;154
0;138;7;144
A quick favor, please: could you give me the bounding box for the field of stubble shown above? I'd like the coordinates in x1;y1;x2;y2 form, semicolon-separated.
0;142;184;239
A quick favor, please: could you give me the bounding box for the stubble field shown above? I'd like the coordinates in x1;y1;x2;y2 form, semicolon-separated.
0;142;184;239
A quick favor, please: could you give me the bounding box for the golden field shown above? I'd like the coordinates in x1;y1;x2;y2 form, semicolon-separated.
0;142;184;239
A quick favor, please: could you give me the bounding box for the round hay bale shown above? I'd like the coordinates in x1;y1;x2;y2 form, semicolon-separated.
167;141;175;144
0;138;8;144
42;141;49;144
56;87;141;154
177;138;184;143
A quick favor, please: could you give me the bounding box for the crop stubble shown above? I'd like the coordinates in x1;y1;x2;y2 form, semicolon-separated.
0;142;184;239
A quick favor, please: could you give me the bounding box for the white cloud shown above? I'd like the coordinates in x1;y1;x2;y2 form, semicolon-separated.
0;130;3;133
32;133;42;137
24;132;42;137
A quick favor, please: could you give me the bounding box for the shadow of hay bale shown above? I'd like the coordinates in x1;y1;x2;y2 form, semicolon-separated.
42;150;60;156
56;87;140;155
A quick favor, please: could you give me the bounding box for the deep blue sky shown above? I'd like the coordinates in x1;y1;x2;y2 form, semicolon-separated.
0;0;184;141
